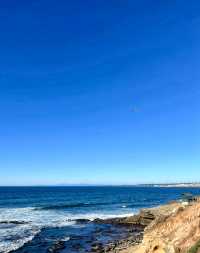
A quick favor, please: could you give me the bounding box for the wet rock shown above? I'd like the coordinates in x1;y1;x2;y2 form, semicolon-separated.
0;220;29;225
75;218;91;223
93;214;151;228
91;242;104;252
93;218;104;224
47;241;65;253
105;242;116;250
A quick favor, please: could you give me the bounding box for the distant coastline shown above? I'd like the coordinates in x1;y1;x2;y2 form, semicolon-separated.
1;183;200;187
138;183;200;187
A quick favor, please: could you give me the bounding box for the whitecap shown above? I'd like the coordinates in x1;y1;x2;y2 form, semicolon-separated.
0;207;75;253
0;225;40;253
0;205;137;253
61;236;70;242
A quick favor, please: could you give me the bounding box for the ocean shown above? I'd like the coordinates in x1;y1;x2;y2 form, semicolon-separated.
0;186;200;253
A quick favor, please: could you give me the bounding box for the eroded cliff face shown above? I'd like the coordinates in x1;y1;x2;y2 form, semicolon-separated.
121;200;200;253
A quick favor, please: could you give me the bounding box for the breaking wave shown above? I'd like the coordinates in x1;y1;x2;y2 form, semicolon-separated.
0;206;135;253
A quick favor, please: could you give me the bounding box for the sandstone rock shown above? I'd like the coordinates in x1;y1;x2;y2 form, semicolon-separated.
120;200;200;253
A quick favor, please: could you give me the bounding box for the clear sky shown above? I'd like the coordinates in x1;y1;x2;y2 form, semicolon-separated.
0;0;199;186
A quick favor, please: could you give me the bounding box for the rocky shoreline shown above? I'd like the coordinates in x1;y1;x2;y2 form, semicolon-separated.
74;205;159;253
10;197;200;253
89;198;200;253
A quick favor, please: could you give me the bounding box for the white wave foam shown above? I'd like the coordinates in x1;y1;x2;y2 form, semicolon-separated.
0;207;75;253
70;212;134;221
0;225;40;253
0;206;136;253
61;236;70;242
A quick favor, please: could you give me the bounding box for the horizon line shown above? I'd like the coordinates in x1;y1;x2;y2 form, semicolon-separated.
1;182;200;187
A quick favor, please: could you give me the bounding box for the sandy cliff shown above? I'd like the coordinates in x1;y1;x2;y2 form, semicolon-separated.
121;199;200;253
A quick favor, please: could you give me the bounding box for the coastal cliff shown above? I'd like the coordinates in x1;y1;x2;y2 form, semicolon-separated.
119;199;200;253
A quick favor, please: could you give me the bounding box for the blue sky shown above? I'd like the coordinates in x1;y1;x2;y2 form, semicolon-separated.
0;0;199;185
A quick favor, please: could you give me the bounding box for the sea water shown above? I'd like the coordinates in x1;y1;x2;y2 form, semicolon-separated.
0;186;200;253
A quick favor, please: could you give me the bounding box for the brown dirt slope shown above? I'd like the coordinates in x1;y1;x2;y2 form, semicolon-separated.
121;200;200;253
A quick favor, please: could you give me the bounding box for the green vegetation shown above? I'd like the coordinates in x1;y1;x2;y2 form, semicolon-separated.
188;240;200;253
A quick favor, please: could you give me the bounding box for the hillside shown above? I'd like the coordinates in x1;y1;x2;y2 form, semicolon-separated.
121;199;200;253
